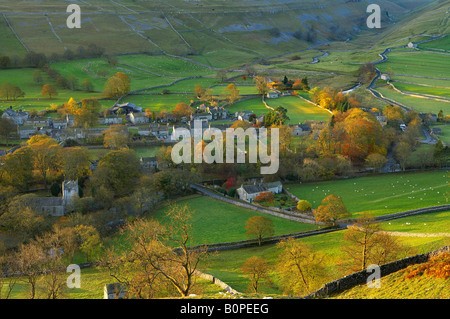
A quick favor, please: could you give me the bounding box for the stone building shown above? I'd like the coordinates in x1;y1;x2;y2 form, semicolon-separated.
236;181;283;202
27;180;79;217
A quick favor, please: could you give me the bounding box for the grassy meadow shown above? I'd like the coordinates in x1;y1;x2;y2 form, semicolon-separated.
143;195;319;246
265;95;331;124
286;171;449;218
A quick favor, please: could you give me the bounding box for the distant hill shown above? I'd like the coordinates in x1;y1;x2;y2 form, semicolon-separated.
0;0;440;64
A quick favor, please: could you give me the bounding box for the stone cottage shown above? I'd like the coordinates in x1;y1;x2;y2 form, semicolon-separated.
237;181;283;202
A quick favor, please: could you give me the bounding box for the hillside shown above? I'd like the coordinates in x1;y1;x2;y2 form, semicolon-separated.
332;249;449;299
0;0;439;67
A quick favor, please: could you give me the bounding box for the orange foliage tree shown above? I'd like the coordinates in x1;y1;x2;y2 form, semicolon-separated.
313;194;350;226
254;191;275;203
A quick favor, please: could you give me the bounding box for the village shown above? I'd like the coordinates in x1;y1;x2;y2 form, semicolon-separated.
0;0;448;301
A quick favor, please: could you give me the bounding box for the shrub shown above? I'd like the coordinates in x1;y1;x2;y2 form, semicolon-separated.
403;252;450;280
297;200;312;212
227;187;237;198
254;191;275;203
50;182;61;197
217;187;227;195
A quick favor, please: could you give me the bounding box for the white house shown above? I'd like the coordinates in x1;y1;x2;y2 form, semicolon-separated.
128;112;149;125
266;90;280;99
236;181;283;202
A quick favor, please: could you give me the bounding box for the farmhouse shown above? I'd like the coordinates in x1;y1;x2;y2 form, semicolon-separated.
191;111;213;121
209;106;229;120
51;119;68;130
235;111;253;121
291;123;311;136
128;112;149;125
266;90;280;99
109;103;142;115
140;156;159;170
237;181;283;202
150;123;170;140
98;115;123;125
2;107;29;125
18;125;38;139
25;117;50;127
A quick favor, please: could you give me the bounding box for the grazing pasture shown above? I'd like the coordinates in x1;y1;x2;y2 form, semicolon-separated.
287;171;449;218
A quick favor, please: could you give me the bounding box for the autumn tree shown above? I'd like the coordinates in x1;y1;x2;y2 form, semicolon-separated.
15;241;46;299
103;72;130;99
394;141;411;171
80;78;94;92
365;153;388;173
104;204;209;298
0;244;17;299
383;105;405;128
53;225;79;264
74;225;103;262
90;148;141;197
27;135;62;188
35;232;67;299
341;213;405;274
41;84;58;99
0;118;15;146
194;84;206;99
172;103;193;122
103;125;129;150
318;108;386;163
276;239;329;296
313;194;350;226
264;106;289;126
254;76;270;96
223;83;240;104
1;146;34;191
75;98;101;128
241;256;272;293
0;199;45;242
59;146;90;180
254;191;275;203
245;216;274;246
0;82;25;101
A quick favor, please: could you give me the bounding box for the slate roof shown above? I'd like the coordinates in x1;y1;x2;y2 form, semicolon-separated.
242;184;268;195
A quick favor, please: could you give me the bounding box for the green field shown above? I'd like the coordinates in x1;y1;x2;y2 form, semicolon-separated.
202;222;448;295
149;195;318;246
382;210;450;234
431;124;450;145
375;85;450;114
419;36;450;51
0;67;107;113
391;82;450;99
266;96;331;124
226;97;268;117
286;171;449;218
120;93;194;113
378;50;450;79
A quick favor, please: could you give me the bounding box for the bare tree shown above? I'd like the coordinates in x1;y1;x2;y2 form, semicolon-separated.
104;204;208;298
